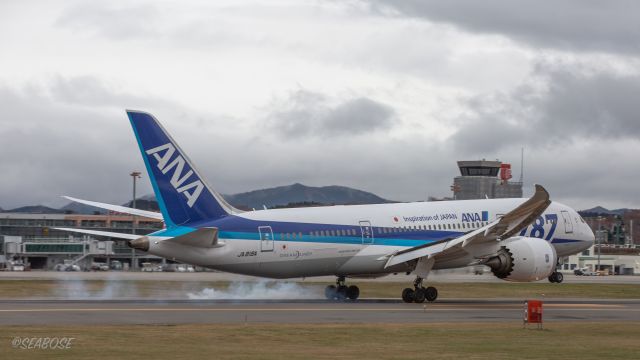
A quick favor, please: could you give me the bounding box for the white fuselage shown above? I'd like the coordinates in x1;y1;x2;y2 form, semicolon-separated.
146;198;594;279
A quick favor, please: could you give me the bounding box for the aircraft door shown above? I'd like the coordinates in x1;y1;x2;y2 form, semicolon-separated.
259;226;274;252
359;220;374;245
561;211;573;234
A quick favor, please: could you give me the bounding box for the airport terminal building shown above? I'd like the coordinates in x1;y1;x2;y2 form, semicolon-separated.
0;212;163;270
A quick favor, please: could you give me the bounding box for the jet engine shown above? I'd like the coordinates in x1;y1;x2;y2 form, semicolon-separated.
484;237;557;282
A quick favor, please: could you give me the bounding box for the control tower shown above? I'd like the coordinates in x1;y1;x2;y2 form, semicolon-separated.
451;160;523;200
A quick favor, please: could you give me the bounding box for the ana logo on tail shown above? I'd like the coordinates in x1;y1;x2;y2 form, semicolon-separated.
146;143;204;207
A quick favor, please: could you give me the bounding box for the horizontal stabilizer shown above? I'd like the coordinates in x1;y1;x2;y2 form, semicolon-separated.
63;196;163;220
53;227;141;240
164;228;221;248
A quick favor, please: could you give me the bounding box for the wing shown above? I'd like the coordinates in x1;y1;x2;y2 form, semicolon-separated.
63;196;164;220
385;184;551;268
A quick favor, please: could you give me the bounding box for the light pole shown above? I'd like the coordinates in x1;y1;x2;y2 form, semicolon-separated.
596;216;603;272
130;171;141;271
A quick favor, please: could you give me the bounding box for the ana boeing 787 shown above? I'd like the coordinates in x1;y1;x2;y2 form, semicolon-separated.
57;111;594;302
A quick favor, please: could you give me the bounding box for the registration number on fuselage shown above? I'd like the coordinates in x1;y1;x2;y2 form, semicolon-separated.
237;251;257;257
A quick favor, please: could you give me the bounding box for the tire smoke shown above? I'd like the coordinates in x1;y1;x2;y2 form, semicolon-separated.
187;281;322;300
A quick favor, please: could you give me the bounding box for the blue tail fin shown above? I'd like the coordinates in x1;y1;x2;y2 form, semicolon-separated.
127;110;235;226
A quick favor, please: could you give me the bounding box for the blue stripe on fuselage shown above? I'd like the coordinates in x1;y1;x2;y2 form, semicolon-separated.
181;214;459;247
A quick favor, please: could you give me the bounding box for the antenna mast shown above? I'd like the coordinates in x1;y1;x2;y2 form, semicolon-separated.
519;147;524;184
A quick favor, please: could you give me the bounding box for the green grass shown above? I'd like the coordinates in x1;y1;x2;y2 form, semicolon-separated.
353;281;640;299
0;280;639;299
1;322;639;359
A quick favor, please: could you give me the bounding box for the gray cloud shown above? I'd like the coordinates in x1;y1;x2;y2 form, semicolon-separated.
267;90;395;137
449;65;640;154
0;80;157;209
1;1;639;211
369;0;640;55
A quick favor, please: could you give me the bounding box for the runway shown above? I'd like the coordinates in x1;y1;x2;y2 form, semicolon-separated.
1;298;639;325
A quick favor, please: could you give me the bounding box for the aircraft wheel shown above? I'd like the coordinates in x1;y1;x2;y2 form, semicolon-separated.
413;287;426;303
336;285;348;300
325;285;337;300
548;272;558;283
550;271;564;284
402;288;414;303
425;286;438;302
346;285;360;301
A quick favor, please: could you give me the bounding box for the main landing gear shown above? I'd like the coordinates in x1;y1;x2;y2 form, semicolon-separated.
402;276;438;303
325;276;360;301
548;271;564;283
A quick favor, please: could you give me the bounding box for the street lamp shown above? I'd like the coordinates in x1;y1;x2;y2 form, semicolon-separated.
130;171;141;271
596;216;604;273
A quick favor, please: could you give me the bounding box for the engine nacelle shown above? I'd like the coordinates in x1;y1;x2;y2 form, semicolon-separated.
485;237;557;282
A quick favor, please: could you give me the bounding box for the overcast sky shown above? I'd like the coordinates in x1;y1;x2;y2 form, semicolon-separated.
1;0;638;210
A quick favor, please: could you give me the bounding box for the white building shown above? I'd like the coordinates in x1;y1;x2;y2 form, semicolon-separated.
562;245;640;275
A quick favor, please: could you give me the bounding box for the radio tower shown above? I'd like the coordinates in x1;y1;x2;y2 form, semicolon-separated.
519;147;524;184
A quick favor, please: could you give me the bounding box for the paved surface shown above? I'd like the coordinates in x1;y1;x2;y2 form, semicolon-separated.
2;270;640;284
1;298;638;325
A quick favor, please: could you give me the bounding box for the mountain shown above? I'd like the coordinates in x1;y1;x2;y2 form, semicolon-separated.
7;205;65;214
59;202;107;215
223;183;392;209
579;207;630;217
2;184;392;214
58;197;160;215
122;198;160;212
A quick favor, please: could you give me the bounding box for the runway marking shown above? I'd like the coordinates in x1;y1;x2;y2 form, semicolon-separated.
0;306;634;313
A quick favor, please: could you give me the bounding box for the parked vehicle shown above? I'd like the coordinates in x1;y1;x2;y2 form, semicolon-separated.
574;267;597;276
109;260;123;271
141;262;163;272
7;260;25;271
90;262;110;271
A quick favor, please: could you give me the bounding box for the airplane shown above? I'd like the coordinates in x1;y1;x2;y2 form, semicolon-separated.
56;110;595;303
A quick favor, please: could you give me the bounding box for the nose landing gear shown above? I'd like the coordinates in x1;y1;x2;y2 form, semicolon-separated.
402;277;438;303
325;276;360;301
